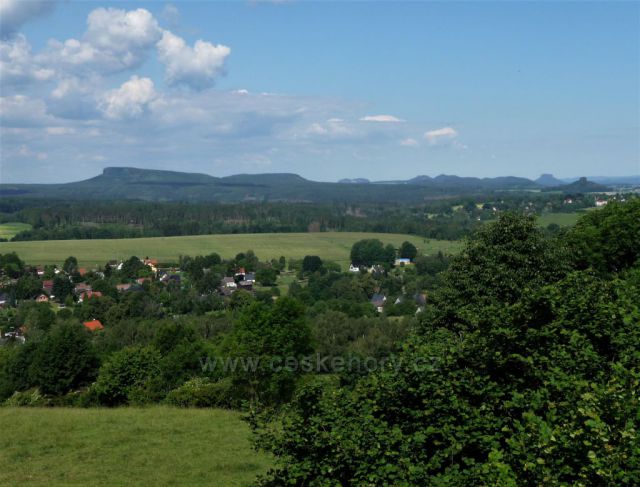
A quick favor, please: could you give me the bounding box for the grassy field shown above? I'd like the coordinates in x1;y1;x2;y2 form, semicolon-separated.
0;222;32;240
537;212;582;227
0;232;462;268
0;407;271;487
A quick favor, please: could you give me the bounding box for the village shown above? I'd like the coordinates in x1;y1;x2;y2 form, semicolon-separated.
0;240;436;343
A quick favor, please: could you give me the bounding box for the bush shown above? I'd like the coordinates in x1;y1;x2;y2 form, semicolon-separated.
4;388;47;407
94;346;163;406
164;377;237;408
29;321;99;396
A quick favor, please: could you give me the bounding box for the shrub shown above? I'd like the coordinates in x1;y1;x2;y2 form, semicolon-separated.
29;321;99;396
94;346;162;406
164;377;237;408
4;388;47;407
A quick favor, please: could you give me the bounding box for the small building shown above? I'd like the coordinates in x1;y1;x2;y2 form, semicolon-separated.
79;290;103;302
116;283;132;292
143;258;158;272
36;294;49;303
83;319;104;332
349;264;360;273
367;265;385;276
370;293;387;313
414;293;427;307
167;274;181;284
137;277;151;285
221;277;237;289
244;272;256;284
42;279;54;294
74;282;92;294
395;258;412;266
238;280;254;291
595;199;608;207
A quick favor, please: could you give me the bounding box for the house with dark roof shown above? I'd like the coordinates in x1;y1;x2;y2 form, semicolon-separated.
238;280;254;291
370;293;387;313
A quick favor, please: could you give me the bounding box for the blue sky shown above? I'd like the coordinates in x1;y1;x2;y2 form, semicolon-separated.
1;0;638;183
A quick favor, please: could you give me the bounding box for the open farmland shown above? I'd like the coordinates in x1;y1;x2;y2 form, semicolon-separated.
536;212;583;227
0;407;271;487
0;222;32;240
0;232;462;268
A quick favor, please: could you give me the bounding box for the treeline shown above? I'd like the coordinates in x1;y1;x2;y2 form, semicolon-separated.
1;193;598;242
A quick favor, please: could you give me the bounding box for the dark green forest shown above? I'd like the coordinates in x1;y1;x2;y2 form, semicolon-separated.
1;191;598;242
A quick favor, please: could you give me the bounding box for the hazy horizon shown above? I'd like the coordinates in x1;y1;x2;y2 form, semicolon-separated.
1;1;639;183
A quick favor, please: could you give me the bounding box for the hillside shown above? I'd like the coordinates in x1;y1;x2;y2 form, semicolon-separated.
0;407;271;487
543;176;609;193
535;173;565;186
0;167;545;203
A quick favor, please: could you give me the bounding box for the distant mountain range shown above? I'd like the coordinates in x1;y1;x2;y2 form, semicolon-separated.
0;167;633;203
535;174;565;187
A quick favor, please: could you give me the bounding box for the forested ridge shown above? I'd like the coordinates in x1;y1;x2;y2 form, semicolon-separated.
1;192;598;242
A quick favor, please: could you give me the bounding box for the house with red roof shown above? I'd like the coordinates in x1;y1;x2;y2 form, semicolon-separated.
79;290;103;302
83;319;104;331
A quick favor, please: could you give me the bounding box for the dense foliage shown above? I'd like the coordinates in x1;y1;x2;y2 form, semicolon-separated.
252;201;640;485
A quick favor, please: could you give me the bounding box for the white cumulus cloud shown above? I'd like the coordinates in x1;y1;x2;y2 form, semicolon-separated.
42;7;162;74
424;126;458;145
0;0;56;38
359;114;403;123
157;30;230;90
0;34;54;84
99;76;157;120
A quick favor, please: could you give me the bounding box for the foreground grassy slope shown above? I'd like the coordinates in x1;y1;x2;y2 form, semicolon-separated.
0;407;270;487
0;232;462;267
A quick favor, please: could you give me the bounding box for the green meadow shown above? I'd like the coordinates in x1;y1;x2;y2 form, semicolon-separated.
0;407;271;487
0;222;32;240
0;232;462;268
537;212;582;227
